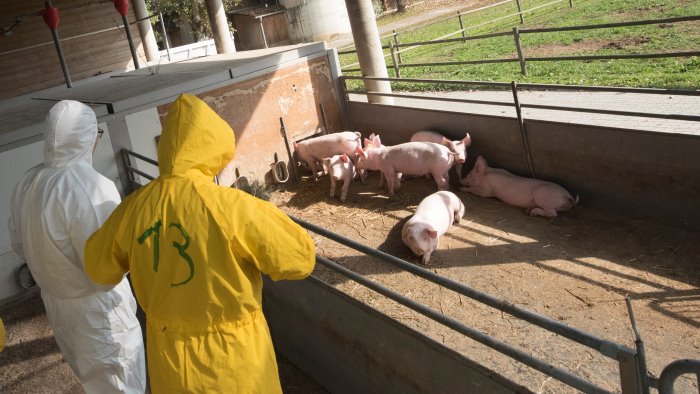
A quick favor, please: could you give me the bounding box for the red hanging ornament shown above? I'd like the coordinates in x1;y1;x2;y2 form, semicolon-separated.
42;6;59;30
113;0;129;17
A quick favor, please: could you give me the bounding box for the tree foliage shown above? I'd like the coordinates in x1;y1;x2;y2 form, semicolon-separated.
147;0;241;41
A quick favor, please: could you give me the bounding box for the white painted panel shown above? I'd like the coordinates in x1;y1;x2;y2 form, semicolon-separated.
0;141;43;300
125;107;162;184
93;122;121;188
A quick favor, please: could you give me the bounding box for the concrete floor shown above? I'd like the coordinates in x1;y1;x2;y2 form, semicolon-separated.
0;291;328;393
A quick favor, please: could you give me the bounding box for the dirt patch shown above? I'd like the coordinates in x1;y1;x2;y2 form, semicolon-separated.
270;171;700;393
526;36;652;57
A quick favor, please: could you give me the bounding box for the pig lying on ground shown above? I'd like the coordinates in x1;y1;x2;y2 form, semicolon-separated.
402;191;465;264
355;141;459;196
322;154;356;202
410;131;472;179
460;156;578;217
293;131;362;179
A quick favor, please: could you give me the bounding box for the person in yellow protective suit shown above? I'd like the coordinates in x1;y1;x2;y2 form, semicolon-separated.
0;318;5;352
84;94;316;393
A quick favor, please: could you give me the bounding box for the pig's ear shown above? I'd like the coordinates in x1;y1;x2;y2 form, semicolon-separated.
340;154;349;163
442;136;450;145
369;132;376;140
424;228;438;239
374;135;382;146
463;133;472;146
364;138;372;148
475;156;486;173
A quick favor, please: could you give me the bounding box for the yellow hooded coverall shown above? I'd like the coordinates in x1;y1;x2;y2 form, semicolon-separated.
84;94;316;393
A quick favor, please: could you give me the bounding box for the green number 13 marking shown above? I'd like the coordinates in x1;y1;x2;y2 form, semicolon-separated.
138;220;195;287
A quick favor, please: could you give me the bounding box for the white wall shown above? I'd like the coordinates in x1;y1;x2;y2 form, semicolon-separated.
125;107;162;184
281;0;353;43
0;123;122;303
0;140;43;301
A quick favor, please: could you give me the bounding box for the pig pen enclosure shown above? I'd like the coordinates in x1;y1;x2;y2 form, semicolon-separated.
268;174;699;394
117;75;700;393
260;78;700;394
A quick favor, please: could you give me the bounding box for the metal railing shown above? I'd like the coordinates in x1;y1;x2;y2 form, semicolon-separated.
292;216;646;393
340;4;700;78
339;0;571;70
121;149;157;193
119;148;700;394
340;75;700;178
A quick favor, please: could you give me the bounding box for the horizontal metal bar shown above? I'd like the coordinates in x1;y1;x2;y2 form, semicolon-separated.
521;15;700;34
315;255;611;394
341;76;700;96
126;165;155;180
341;75;513;88
394;30;513;49
124;149;159;166
392;57;519;67
516;83;700;96
373;0;515;44
345;89;514;107
527;51;700;62
293;216;637;361
521;103;700;122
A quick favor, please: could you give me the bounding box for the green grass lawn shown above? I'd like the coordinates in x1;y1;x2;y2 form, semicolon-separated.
340;0;700;90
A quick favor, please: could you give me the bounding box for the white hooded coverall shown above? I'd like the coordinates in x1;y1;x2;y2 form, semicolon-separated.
8;100;146;393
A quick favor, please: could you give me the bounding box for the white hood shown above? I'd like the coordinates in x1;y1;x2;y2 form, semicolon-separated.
44;100;98;168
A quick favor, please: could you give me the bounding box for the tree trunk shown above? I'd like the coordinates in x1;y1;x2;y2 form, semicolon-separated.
397;0;408;11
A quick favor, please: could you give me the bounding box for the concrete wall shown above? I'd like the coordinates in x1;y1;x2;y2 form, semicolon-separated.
280;0;353;43
346;102;700;230
0;0;145;100
264;276;530;393
156;54;344;184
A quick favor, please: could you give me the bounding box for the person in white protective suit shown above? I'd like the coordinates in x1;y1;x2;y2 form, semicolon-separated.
8;100;146;393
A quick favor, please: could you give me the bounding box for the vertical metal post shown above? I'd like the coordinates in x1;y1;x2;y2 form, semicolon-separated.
457;11;465;38
159;12;172;61
513;27;527;76
121;14;140;69
320;103;329;135
259;17;269;48
44;1;72;88
389;41;401;78
619;355;645;394
626;298;651;394
510;81;535;178
279;117;299;182
392;30;402;63
516;0;525;24
50;29;72;88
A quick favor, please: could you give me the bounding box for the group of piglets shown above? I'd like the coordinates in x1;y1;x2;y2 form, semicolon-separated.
292;130;578;264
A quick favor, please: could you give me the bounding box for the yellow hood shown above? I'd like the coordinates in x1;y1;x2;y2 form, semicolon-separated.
157;94;235;177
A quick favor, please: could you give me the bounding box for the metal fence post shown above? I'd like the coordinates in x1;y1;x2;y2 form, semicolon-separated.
516;0;525;24
389;41;401;78
513;27;527;76
457;11;466;38
510;81;535;178
619;355;645;394
159;12;171;61
393;30;402;64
